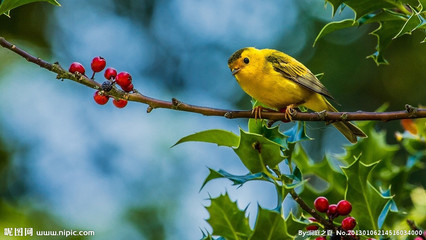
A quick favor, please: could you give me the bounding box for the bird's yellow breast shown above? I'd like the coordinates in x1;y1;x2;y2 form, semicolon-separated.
235;61;313;110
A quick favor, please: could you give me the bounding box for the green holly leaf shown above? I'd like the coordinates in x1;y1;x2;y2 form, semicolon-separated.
314;19;359;46
0;0;60;16
393;8;425;39
285;212;309;237
200;230;214;240
324;0;345;16
367;12;409;65
322;1;426;65
339;120;399;166
200;168;271;191
173;129;239;147
248;119;289;149
344;0;402;19
378;187;399;229
342;157;393;232
234;129;285;173
292;144;347;198
206;193;251;240
249;207;289;240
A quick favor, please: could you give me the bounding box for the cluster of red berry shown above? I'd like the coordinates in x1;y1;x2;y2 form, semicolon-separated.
307;196;356;240
68;57;134;108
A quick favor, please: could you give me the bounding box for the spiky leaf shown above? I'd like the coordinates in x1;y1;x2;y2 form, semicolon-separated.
200;168;270;191
342;157;393;233
206;194;251;240
249;207;289;240
248;119;289;149
234;129;285;173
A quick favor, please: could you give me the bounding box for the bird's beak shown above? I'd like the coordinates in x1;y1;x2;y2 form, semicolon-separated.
231;68;241;75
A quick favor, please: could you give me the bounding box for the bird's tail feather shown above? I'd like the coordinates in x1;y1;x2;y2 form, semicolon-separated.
325;99;367;143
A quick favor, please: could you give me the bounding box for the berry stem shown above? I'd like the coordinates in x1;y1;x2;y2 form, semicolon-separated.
91;72;95;80
289;190;335;230
407;220;426;240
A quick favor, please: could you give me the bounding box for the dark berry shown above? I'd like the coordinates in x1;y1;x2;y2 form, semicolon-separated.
308;217;317;222
314;196;329;213
91;56;106;73
101;81;113;92
113;99;128;108
121;83;134;92
337;200;352;216
69;62;85;74
306;225;318;231
341;217;356;230
104;67;117;80
93;91;109;105
316;237;327;240
327;204;339;218
116;71;132;87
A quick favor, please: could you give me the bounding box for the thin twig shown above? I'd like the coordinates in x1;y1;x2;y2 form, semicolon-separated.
1;36;425;123
289;190;358;240
407;219;426;240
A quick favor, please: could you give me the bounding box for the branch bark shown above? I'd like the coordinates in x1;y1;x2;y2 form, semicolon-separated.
1;36;425;123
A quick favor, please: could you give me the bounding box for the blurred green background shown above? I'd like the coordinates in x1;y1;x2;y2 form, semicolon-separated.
0;0;425;239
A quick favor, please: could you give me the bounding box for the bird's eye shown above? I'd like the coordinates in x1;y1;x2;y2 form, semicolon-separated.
243;57;249;64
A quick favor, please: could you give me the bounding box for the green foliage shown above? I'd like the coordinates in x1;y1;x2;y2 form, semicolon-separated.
316;0;426;65
176;112;425;239
249;207;289;240
0;0;60;16
173;129;239;147
200;168;270;191
206;194;251;240
341;157;392;235
234;129;285;173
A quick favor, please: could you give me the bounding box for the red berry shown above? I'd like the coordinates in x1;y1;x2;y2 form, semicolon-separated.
91;56;106;72
341;217;356;230
306;225;318;231
337;200;352;216
116;71;132;87
314;197;329;213
308;217;317;222
93;91;109;105
414;237;422;240
69;62;85;74
104;67;117;80
121;83;134;92
113;99;128;108
327;204;339;218
366;238;376;240
316;237;327;240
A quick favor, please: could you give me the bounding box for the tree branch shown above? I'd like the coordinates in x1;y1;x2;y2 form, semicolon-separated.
1;36;425;123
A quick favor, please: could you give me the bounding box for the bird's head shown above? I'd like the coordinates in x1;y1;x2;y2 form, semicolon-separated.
228;47;261;77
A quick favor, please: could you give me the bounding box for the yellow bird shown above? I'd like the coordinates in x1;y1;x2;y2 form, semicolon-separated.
228;47;367;143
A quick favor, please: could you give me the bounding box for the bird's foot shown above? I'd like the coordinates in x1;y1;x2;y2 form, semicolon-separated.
252;106;264;121
281;104;297;121
251;106;275;121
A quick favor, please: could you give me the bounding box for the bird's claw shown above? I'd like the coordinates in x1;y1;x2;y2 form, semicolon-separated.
252;106;263;121
284;104;297;121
